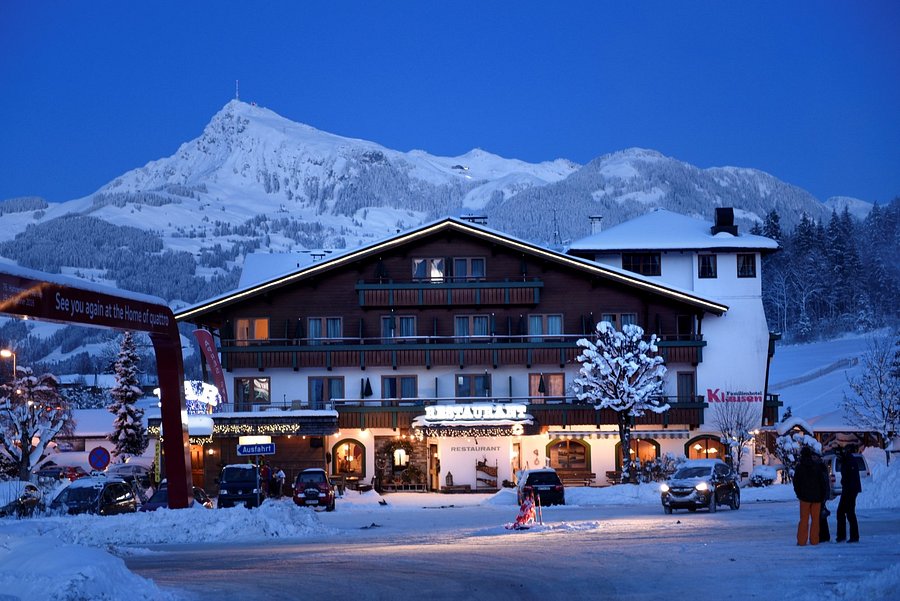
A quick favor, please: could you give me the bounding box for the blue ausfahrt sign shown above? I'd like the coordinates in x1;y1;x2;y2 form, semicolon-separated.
236;443;275;456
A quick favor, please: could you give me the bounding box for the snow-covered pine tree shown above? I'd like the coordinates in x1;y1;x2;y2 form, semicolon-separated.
107;331;148;462
0;366;73;480
574;321;668;483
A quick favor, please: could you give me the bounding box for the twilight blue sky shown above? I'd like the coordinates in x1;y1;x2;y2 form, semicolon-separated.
1;1;898;204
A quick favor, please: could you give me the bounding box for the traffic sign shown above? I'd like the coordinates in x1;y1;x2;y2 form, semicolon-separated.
89;446;111;470
236;443;275;456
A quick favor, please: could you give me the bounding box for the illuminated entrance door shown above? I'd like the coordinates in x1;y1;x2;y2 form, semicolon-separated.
190;445;205;488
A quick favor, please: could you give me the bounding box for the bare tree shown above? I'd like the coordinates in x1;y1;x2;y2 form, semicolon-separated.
712;400;758;475
575;321;668;484
842;333;900;465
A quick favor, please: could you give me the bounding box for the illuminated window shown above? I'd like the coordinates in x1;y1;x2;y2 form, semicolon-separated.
686;435;726;460
615;438;659;470
333;440;365;476
234;318;269;346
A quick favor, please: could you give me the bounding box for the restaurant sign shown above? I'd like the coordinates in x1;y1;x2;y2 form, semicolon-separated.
413;403;532;427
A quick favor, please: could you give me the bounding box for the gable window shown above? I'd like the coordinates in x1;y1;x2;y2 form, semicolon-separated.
698;254;717;279
529;373;565;403
456;373;491;398
412;258;445;282
453;257;486;282
235;318;269;346
308;317;343;344
454;315;490;342
600;313;638;329
381;315;416;342
737;253;757;278
622;253;661;276
234;377;270;412
528;314;563;342
382;375;418;400
309;376;344;410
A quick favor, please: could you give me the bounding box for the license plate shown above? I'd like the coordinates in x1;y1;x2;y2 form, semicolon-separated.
305;499;320;505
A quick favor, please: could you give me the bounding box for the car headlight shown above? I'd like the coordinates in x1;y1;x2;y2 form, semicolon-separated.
660;483;670;493
695;482;710;492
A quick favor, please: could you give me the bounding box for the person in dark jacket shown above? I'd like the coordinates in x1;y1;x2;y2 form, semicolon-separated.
835;446;862;543
792;446;829;546
813;452;831;542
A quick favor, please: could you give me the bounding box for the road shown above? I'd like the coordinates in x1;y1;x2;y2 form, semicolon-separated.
126;499;900;600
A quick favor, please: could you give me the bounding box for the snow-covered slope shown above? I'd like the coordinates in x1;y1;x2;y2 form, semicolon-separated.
824;195;874;220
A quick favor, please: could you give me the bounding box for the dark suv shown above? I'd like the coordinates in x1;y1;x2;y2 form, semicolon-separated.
660;459;740;514
50;476;137;515
516;468;565;506
293;468;336;511
217;464;264;508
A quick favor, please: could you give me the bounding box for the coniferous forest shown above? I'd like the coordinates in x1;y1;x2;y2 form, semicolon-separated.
756;197;900;342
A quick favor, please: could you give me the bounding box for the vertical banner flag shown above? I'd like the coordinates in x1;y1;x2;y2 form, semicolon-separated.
193;329;229;406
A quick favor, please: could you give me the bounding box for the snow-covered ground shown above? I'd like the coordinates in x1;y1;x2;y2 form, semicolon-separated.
2;451;898;600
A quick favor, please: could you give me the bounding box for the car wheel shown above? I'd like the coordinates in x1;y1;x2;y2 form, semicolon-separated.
730;490;740;510
687;507;697;512
663;505;673;514
708;492;717;513
326;498;336;512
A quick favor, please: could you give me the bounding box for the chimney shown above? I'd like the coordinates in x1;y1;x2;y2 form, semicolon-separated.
460;215;488;226
589;215;603;234
711;207;738;236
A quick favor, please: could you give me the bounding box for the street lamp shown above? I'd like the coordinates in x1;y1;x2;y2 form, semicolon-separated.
0;349;15;382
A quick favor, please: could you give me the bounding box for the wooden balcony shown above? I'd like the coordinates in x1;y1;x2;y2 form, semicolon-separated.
219;335;706;372
355;278;544;308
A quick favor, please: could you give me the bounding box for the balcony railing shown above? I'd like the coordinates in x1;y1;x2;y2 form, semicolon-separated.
219;333;706;372
355;277;545;307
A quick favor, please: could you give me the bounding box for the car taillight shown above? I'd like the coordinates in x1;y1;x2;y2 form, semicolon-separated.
554;485;563;491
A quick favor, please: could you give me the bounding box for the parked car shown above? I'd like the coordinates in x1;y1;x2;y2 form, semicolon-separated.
217;464;264;508
50;476;138;515
106;463;153;492
293;468;336;511
823;451;871;498
660;459;740;514
0;481;43;518
140;481;213;511
516;468;565;506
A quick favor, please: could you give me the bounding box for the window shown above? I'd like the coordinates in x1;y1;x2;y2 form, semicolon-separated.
234;377;271;411
454;315;490;342
309;376;344;410
698;254;717;279
453;257;486;281
677;372;696;402
333;440;365;476
382;375;418;400
737;253;757;278
686;435;726;460
622;253;661;276
548;440;588;470
456;373;491;398
528;314;563;342
600;313;638;329
615;438;660;470
676;315;695;340
307;317;343;344
412;258;445;282
529;373;565;403
234;318;269;346
381;315;416;342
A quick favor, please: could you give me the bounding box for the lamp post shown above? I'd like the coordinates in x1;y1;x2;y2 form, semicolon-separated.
0;349;15;382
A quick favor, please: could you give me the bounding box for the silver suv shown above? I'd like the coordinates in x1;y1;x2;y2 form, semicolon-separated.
822;452;870;497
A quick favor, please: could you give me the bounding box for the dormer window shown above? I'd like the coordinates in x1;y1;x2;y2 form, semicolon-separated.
622;253;661;276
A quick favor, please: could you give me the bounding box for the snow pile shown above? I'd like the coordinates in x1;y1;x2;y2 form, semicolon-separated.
858;459;900;509
809;563;900;601
0;534;177;601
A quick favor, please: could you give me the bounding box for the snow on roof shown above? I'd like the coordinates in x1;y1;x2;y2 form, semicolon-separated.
239;248;353;288
177;216;728;320
72;409;114;437
568;208;779;252
775;416;815;435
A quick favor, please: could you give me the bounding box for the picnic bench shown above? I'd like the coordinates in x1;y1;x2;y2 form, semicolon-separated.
556;470;596;487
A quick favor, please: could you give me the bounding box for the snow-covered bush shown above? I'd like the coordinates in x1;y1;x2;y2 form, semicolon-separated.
749;465;778;487
774;431;821;482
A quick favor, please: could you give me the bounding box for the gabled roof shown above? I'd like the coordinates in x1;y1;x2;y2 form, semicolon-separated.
568;209;779;253
175;217;728;321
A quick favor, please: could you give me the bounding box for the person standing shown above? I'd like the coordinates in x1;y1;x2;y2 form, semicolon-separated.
259;462;271;498
792;446;829;546
835;446;862;543
273;467;286;498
